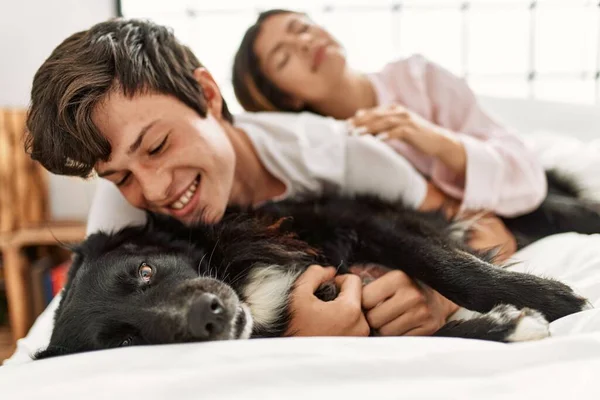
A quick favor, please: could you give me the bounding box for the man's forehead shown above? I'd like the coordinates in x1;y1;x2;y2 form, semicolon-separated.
92;94;163;175
93;90;159;135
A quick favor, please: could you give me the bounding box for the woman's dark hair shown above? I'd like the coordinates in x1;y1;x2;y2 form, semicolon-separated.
232;9;306;113
25;18;233;178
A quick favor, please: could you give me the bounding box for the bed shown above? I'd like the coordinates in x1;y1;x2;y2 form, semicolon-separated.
1;96;600;399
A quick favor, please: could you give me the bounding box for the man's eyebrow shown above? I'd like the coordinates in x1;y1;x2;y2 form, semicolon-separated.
96;120;158;178
266;18;298;63
97;168;117;178
127;120;158;154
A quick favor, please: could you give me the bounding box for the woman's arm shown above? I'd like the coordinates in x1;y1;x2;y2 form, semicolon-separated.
350;55;547;218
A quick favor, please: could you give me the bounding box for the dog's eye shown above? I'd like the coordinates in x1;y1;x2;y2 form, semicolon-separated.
120;337;134;347
138;263;154;283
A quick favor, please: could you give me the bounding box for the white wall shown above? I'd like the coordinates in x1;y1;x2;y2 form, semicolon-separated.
2;1;597;221
479;96;600;143
0;0;115;220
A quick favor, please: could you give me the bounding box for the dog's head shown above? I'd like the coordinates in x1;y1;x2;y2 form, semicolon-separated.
34;215;253;360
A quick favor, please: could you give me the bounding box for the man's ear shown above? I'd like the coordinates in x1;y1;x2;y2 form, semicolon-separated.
193;67;224;120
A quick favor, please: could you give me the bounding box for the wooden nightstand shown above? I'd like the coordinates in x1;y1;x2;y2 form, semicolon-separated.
0;221;86;343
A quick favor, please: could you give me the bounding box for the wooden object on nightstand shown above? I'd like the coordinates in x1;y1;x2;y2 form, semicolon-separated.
0;222;87;343
0;109;49;234
0;107;88;344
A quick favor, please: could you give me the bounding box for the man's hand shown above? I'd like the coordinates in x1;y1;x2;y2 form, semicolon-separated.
361;269;459;336
285;265;370;337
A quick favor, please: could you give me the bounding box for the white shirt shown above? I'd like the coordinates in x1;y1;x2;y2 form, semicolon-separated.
86;111;428;235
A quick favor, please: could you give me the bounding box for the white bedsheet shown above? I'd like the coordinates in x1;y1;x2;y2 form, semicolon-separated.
522;131;600;202
2;234;600;399
2;131;600;399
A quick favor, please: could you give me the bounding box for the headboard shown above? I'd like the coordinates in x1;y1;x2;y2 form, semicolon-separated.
479;96;600;143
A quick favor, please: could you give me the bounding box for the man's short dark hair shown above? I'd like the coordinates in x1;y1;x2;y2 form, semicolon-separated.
25;18;233;178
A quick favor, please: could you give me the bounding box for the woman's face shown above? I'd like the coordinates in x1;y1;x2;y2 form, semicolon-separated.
253;12;347;107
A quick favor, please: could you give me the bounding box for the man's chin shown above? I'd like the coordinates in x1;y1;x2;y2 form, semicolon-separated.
198;206;226;226
182;206;219;226
153;203;224;226
149;207;200;225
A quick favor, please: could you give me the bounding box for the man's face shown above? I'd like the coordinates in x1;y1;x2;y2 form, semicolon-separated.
93;90;235;225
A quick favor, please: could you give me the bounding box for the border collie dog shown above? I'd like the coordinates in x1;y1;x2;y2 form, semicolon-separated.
35;194;590;360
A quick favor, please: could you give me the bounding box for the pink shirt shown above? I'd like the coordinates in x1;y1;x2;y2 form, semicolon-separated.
367;54;547;217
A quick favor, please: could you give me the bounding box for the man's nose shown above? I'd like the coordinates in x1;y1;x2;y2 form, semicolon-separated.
138;168;171;205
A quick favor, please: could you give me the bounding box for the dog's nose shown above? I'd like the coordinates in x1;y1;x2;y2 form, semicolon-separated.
188;293;226;340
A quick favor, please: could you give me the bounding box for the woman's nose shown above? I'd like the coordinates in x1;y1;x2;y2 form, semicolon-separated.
297;32;314;52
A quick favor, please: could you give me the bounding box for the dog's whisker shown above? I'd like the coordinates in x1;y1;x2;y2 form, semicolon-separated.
197;252;209;276
335;261;344;274
220;262;234;284
228;273;244;287
207;238;221;278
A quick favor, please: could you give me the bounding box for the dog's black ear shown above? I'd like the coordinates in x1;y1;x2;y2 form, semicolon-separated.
32;345;71;361
60;232;117;293
76;231;118;259
51;248;87;323
144;210;158;232
145;211;186;230
144;211;190;237
62;251;85;293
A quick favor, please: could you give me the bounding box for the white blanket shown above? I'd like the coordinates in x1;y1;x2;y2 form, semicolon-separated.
2;232;600;400
2;131;600;399
522;131;600;202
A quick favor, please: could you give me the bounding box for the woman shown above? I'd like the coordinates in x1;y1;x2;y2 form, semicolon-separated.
232;9;547;219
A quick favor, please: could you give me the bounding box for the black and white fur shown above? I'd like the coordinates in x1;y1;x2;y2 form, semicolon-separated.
34;194;590;360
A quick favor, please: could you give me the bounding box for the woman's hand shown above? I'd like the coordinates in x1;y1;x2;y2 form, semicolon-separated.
348;104;467;176
420;184;517;263
285;264;370;337
419;181;461;220
358;268;459;336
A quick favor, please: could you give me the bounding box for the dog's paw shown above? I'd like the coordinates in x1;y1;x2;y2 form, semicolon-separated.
486;305;550;342
538;279;590;321
507;308;550;342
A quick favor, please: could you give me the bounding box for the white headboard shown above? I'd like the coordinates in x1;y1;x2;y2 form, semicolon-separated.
47;96;600;221
478;96;600;143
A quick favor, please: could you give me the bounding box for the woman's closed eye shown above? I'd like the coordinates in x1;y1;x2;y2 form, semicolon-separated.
276;52;290;70
275;23;311;69
296;23;309;34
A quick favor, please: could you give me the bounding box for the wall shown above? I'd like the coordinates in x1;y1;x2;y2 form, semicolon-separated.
479;96;600;143
2;1;596;221
0;0;116;220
